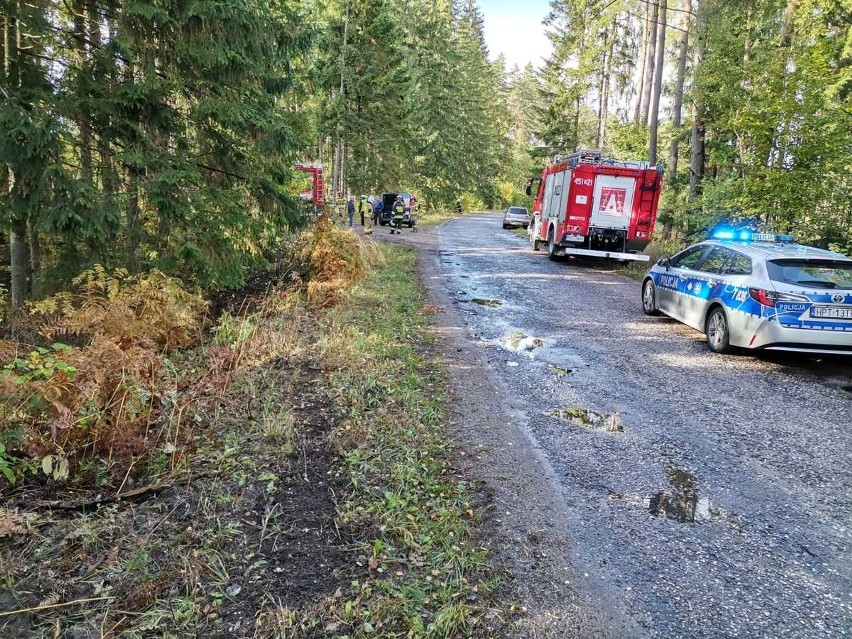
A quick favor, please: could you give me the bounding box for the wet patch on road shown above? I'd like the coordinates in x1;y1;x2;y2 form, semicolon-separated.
500;331;544;353
645;466;729;524
470;298;502;307
547;407;623;432
648;466;700;523
604;469;736;526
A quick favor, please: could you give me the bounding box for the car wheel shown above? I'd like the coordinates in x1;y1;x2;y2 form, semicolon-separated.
705;306;733;354
642;279;660;316
547;227;559;261
502;224;509;229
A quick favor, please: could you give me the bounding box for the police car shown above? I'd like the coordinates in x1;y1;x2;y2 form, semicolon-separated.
641;231;852;355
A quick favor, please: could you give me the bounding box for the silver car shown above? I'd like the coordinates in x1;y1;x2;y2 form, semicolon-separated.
502;206;530;229
641;234;852;355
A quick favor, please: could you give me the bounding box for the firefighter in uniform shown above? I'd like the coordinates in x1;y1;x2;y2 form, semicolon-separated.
390;195;405;234
360;196;373;234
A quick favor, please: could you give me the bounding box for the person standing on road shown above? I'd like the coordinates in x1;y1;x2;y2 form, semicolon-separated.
373;197;383;226
347;195;355;228
455;199;462;215
360;196;373;234
390;195;405;234
359;195;369;227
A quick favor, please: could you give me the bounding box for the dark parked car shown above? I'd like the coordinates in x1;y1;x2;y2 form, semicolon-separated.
379;192;417;227
502;206;530;229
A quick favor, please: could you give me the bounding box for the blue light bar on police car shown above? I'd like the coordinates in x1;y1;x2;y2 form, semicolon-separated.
710;229;796;243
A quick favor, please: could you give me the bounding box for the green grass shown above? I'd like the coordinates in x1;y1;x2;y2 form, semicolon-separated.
305;244;497;637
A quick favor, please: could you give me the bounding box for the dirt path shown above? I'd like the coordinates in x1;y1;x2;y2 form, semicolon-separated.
367;219;640;637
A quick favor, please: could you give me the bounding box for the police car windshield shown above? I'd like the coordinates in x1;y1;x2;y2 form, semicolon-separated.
767;259;852;289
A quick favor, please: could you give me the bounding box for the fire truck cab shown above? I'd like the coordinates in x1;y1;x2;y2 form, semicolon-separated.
527;150;663;262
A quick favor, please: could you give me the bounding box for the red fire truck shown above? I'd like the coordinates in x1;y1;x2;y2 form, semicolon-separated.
526;150;663;261
294;163;325;208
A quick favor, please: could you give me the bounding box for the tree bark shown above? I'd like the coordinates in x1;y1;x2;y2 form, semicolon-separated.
648;0;667;164
689;0;708;201
640;0;659;127
633;1;649;123
125;169;141;272
10;217;28;308
29;216;40;287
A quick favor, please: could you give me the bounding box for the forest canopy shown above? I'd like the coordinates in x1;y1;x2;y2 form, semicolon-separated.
1;0;850;307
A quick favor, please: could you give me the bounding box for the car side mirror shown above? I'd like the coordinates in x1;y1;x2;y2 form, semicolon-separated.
658;257;671;270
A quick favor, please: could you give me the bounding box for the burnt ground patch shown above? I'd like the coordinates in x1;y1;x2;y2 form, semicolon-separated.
209;269;282;319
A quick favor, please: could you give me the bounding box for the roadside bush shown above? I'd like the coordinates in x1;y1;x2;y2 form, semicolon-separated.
0;267;208;489
460;193;486;213
288;220;382;307
31;265;207;351
1;338;161;484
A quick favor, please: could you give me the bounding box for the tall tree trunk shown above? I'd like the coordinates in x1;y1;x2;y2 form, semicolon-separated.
599;22;615;150
769;0;798;172
689;0;708;201
6;6;29;309
595;27;607;149
74;3;92;182
125;169;141;272
332;0;350;204
573;93;581;152
667;0;691;181
736;2;752;173
648;0;667;164
29;217;40;285
10;217;28;308
90;2;116;207
640;0;659;127
633;1;649;123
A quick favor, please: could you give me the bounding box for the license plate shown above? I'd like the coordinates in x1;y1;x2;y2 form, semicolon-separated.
810;306;852;320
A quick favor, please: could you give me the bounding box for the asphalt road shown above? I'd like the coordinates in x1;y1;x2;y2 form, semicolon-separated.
434;213;852;638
